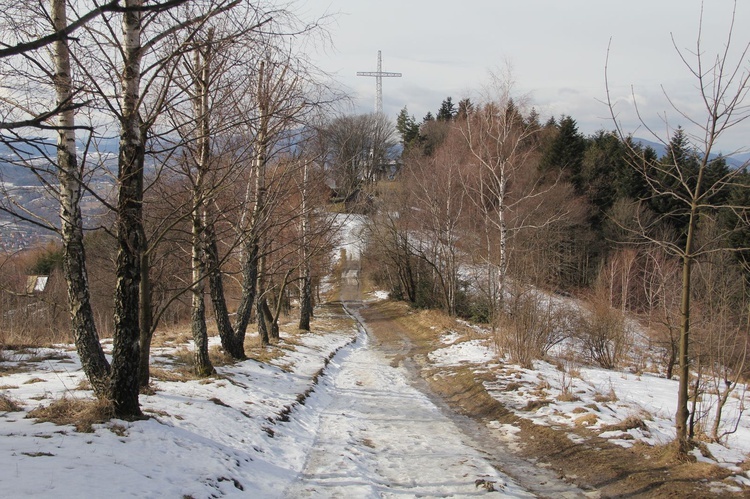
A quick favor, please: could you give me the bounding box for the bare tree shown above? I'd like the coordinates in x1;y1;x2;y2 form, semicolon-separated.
322;112;398;207
607;1;750;453
460;75;571;326
402;125;468;315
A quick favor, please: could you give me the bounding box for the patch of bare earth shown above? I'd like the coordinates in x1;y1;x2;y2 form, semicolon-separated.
360;299;747;499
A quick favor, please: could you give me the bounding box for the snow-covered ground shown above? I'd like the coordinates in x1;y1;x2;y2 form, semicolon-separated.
429;328;750;492
283;324;531;498
0;299;536;498
0;307;358;498
3;294;749;496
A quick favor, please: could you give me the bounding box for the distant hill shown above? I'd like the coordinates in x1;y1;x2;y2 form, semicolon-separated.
635;137;747;169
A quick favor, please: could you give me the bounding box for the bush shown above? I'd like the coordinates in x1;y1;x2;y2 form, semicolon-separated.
495;289;574;368
575;297;632;369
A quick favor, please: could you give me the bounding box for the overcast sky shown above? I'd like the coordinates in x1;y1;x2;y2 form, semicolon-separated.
302;0;750;154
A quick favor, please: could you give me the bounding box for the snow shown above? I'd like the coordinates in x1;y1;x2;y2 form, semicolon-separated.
429;339;497;367
283;329;531;498
332;213;367;261
0;319;358;498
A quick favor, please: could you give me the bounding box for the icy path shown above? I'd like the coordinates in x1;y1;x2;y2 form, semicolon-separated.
284;326;533;498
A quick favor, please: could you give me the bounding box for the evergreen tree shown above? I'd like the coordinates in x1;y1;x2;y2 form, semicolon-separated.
721;169;750;276
649;127;701;229
539;115;586;188
436;96;456;121
396;106;420;149
526;107;541;130
618;137;655;201
579;130;624;222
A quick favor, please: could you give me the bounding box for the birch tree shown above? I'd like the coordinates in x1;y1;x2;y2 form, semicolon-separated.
460;78;570;323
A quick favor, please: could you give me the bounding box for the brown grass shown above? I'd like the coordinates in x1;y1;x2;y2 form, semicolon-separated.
148;327;192;349
149;366;201;382
601;416;648;433
573;413;599;427
523;399;552;411
0;363;29;375
0;328;72;349
209;345;234;367
244;341;286;365
556;392;582;402
0;393;22;412
593;388;618;403
27;396;113;432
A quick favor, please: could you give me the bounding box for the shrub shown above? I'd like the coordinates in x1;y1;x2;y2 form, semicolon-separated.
574;296;632;369
494;289;574;368
0;393;22;412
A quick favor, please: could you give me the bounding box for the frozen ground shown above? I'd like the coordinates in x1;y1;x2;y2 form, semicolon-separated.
0;299;536;498
429;328;750;492
0;306;360;498
284;322;531;498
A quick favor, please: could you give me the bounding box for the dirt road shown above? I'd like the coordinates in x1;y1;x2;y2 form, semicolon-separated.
284;261;588;498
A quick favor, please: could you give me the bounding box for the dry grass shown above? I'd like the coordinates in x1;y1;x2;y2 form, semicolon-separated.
601;416;648;433
574;413;599;427
209;345;234;367
165;347;194;367
149;366;202;382
523;399;552;411
0;393;23;412
149;327;192;349
0;363;29;375
594;386;618;403
27;396;113;433
0;327;72;350
556;392;582;402
244;338;286;365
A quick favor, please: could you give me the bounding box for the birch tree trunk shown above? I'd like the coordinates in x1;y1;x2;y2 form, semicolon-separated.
298;159;312;330
253;60;271;345
52;0;111;398
111;0;145;418
191;202;214;375
189;39;215;376
138;252;153;386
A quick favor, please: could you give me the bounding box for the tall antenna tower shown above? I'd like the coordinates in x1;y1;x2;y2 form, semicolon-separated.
357;50;402;115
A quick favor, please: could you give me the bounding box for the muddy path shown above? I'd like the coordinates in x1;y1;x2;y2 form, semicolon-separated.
283;261;535;497
335;259;590;498
339;257;742;498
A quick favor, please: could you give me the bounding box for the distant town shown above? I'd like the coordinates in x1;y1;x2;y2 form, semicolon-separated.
0;222;58;252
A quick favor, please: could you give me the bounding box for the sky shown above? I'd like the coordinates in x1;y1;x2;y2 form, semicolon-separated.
301;0;750;154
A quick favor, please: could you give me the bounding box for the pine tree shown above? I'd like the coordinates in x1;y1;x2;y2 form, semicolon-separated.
539;115;586;188
396;106;420;149
436;96;456;121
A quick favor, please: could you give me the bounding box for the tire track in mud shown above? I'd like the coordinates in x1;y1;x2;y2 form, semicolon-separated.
355;300;593;499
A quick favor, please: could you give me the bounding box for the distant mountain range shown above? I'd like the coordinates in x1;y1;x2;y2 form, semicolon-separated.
635;138;749;169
